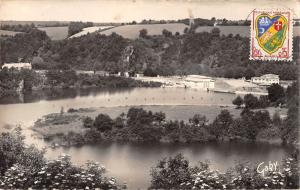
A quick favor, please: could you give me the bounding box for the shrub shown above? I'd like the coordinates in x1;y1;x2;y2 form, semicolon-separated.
93;114;114;132
83;117;94;128
244;94;259;109
232;96;244;108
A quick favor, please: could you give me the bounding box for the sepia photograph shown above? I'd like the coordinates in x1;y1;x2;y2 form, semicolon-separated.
0;0;299;189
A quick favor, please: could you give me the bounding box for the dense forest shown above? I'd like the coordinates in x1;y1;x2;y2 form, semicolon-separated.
0;24;299;80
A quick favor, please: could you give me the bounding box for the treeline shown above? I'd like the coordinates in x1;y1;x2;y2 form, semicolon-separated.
150;153;299;189
0;23;35;32
0;29;49;63
0;69;161;98
1;25;299;80
48;93;298;146
45;70;161;88
35;33;127;70
0;128;122;189
68;21;93;37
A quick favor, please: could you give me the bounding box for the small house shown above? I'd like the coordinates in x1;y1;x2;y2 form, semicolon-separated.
251;74;280;86
1;63;32;70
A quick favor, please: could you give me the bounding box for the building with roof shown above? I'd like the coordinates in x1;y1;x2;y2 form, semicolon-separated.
251;74;279;86
1;63;32;70
183;75;215;89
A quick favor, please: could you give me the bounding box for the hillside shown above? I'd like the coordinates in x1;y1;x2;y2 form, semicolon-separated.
100;23;188;39
1;25;299;80
69;26;113;38
37;26;68;40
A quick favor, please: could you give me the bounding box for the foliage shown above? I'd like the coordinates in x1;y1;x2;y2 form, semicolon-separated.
0;154;120;189
232;95;243;108
267;84;285;104
243;94;259;109
0;129;122;189
162;29;172;37
0;29;49;63
139;29;148;38
93;114;114;132
44;70;161;89
0;127;45;175
83;117;94;128
188;114;207;127
0;23;35;32
68;21;93;36
150;154;193;189
150;154;299;189
209;110;233;140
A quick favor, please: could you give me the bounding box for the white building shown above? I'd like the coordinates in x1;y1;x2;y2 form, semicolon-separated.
1;63;32;70
251;74;280;86
184;75;215;89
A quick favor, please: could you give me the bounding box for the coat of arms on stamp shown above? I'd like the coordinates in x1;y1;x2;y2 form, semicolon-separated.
250;9;293;61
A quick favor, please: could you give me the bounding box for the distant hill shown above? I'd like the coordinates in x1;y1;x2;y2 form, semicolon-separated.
99;23;188;39
0;21;69;27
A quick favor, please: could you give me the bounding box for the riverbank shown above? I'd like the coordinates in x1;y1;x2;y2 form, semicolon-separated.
32;105;288;148
134;75;269;95
0;69;161;99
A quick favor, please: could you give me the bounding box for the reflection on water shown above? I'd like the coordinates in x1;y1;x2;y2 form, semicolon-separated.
45;141;293;189
0;87;135;104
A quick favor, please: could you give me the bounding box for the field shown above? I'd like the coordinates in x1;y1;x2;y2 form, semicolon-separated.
0;30;22;36
38;26;68;40
69;26;113;38
196;25;300;37
100;23;188;39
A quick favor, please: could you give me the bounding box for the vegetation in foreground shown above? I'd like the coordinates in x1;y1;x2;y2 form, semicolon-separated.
1;128;298;189
0;128;123;189
150;153;299;189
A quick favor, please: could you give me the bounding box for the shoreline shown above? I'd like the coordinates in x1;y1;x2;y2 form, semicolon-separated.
31;104;289;148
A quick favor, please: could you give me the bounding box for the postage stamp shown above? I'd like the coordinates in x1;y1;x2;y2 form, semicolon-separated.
250;9;293;61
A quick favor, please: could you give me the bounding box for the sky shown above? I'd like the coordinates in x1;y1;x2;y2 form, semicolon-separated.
0;0;299;22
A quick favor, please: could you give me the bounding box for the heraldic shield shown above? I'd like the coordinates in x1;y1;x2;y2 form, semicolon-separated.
255;14;288;54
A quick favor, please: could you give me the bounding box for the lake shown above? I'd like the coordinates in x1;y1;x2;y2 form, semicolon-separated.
0;87;292;189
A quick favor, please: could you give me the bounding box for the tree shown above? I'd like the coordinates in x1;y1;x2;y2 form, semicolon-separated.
114;116;125;129
162;29;172;37
211;27;220;37
189;114;207;127
93;114;114;132
244;67;255;80
184;27;189;34
267;84;285;103
232;96;243;108
272;111;282;127
143;67;157;77
210;109;233;139
139;29;148;38
258;95;270;108
243;94;259;109
150;154;192;189
83;117;94;128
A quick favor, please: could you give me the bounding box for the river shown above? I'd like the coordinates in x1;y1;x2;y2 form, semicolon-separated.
0;87;293;189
